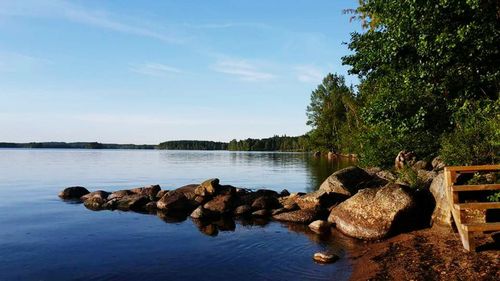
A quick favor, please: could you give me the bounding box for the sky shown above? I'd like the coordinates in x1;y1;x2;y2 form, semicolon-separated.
0;0;361;144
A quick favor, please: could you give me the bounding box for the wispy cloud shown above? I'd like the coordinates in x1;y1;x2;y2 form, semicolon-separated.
212;59;275;81
0;51;51;73
294;65;324;83
130;63;183;77
0;0;183;44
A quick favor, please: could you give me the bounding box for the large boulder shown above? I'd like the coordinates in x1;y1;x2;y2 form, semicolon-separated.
319;166;387;198
429;173;452;227
58;186;89;199
272;209;319;224
328;184;416;240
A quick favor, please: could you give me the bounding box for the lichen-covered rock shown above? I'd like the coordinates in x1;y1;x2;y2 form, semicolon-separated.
431;156;446;171
294;190;337;210
272;209;319;224
308;220;331;234
319;166;386;198
58;186;89;199
328;184;415;240
429;173;452;227
194;178;219;197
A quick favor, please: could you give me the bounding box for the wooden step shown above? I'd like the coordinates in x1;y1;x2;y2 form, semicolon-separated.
463;222;500;232
455;202;500;210
446;164;500;173
452;184;500;192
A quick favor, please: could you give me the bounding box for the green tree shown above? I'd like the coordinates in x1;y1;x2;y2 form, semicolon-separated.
342;0;500;167
306;73;356;152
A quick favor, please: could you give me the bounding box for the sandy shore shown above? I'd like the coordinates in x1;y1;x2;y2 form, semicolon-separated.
348;226;499;281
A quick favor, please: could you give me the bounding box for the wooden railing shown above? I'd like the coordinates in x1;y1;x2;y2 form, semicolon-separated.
444;165;500;251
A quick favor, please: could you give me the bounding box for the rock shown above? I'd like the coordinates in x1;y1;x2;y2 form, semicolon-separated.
328;184;415;240
255;189;279;197
156;190;169;200
252;209;270;217
417;170;438;189
376;170;397;182
108;190;133;200
272;209;319;224
190;206;217;219
251;196;280;210
319;166;386;198
395;150;416;170
429;173;452;227
157;192;190;211
81;190;109;201
130;185;161;197
194;178;219;197
279;189;290;197
413;160;432;171
116;195;150;211
294;190;337;210
144;201;157;212
58;186;89;199
431;156;446;171
313;151;321;157
203;194;235;214
174;184;199;201
313;252;339;264
364;167;382;176
83;196;107;210
308;220;331;234
234;205;252;216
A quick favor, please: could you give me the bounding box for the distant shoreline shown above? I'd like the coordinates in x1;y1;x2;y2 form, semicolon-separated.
0;136;310;152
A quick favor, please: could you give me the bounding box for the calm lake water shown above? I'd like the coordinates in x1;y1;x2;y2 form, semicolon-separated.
0;149;358;281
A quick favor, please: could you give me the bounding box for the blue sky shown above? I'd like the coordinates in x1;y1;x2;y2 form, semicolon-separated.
0;0;361;144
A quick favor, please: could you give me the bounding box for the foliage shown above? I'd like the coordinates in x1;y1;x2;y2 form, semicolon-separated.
227;135;310;152
306;73;358;152
157;140;228;150
396;165;426;190
340;0;500;167
440;99;500;165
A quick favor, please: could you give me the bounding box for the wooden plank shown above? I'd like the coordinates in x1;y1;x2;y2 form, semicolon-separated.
455;202;500;210
464;222;500;232
452;184;500;192
446;164;500;173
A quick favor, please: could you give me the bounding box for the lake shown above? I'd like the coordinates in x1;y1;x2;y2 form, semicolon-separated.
0;149;358;281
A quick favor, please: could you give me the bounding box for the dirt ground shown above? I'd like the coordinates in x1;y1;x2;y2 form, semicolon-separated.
348;226;500;281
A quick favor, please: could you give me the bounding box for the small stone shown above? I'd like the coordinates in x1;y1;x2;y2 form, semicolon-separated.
58;186;89;199
308;220;331;234
313;252;339;264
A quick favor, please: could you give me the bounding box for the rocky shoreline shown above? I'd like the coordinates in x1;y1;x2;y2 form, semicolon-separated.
58;155;499;277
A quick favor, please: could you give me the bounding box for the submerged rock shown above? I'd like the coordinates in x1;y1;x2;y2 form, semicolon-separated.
328;184;415;240
313;252;339;264
58;186;89;199
272;209;319;224
308;220;330;234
